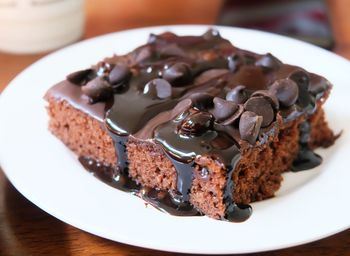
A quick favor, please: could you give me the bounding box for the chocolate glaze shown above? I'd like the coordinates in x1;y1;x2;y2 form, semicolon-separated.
46;29;332;222
153;108;251;222
165;157;194;204
108;134;129;173
292;121;322;171
79;156;200;216
44;81;107;123
79;156;139;192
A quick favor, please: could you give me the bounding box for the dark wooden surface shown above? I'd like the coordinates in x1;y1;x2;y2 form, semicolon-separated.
0;1;349;255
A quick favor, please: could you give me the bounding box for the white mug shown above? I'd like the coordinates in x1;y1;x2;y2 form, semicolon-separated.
0;0;85;54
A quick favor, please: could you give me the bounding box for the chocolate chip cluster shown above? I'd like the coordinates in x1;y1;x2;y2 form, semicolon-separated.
67;58;194;103
142;62;193;100
66;62;131;103
178;72;305;145
228;51;282;73
66;33;313;147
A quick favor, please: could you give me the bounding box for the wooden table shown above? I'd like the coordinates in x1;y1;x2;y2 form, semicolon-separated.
1;1;349;255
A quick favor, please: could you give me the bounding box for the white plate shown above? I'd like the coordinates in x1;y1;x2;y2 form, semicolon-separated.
0;25;349;254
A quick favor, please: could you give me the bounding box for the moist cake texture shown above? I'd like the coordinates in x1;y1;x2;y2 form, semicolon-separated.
45;29;336;222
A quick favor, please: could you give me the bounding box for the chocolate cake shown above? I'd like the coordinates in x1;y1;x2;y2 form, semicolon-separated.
45;29;336;222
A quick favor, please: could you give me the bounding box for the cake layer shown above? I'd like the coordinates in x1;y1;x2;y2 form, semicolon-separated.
46;96;334;219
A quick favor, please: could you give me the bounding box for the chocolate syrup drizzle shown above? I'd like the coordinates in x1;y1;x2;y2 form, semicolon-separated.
79;156;200;216
46;29;332;222
291;121;322;171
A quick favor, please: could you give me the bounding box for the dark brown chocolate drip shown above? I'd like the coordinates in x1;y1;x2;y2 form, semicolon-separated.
154;108;252;221
48;29;332;222
292;121;322;171
222;153;252;222
165;157;195;207
79;156;200;216
79;156;139;192
104;37;234;135
140;187;200;216
107;134;129;173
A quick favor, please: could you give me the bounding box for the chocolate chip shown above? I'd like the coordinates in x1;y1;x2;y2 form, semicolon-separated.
226;85;248;104
244;96;274;127
180;111;214;136
239;111;263;144
308;75;329;95
162;62;191;85
251;90;279;110
269;79;299;107
203;28;221;40
289;70;310;107
212;97;238;122
189;93;214;110
143;78;172;99
290;70;309;88
255;53;282;71
227;54;242;72
81;76;113;103
220;104;244;126
159;43;186;58
108;64;131;85
66;69;95;85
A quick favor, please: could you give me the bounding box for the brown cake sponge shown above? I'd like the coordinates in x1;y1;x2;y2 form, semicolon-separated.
46;96;335;219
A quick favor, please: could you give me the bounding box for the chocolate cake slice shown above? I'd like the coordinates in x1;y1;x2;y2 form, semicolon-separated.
45;29;336;222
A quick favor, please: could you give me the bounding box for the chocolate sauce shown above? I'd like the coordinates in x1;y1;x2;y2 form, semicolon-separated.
140;187;200;216
108;134;129;173
47;29;333;222
292;121;322;171
292;147;322;171
225;203;253;223
222;154;252;222
79;156;139;192
165;157;194;204
153;108;253;221
79;156;200;216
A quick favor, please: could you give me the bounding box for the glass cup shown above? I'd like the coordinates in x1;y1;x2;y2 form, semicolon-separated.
0;0;85;54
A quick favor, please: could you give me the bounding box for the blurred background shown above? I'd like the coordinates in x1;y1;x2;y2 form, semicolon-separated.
0;0;349;90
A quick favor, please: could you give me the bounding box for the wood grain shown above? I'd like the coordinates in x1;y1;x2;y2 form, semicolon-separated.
0;0;349;255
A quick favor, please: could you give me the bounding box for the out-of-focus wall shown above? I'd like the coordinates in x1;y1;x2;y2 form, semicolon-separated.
85;0;223;37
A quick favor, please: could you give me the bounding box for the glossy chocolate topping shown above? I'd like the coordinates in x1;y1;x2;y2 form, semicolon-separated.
46;29;331;222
